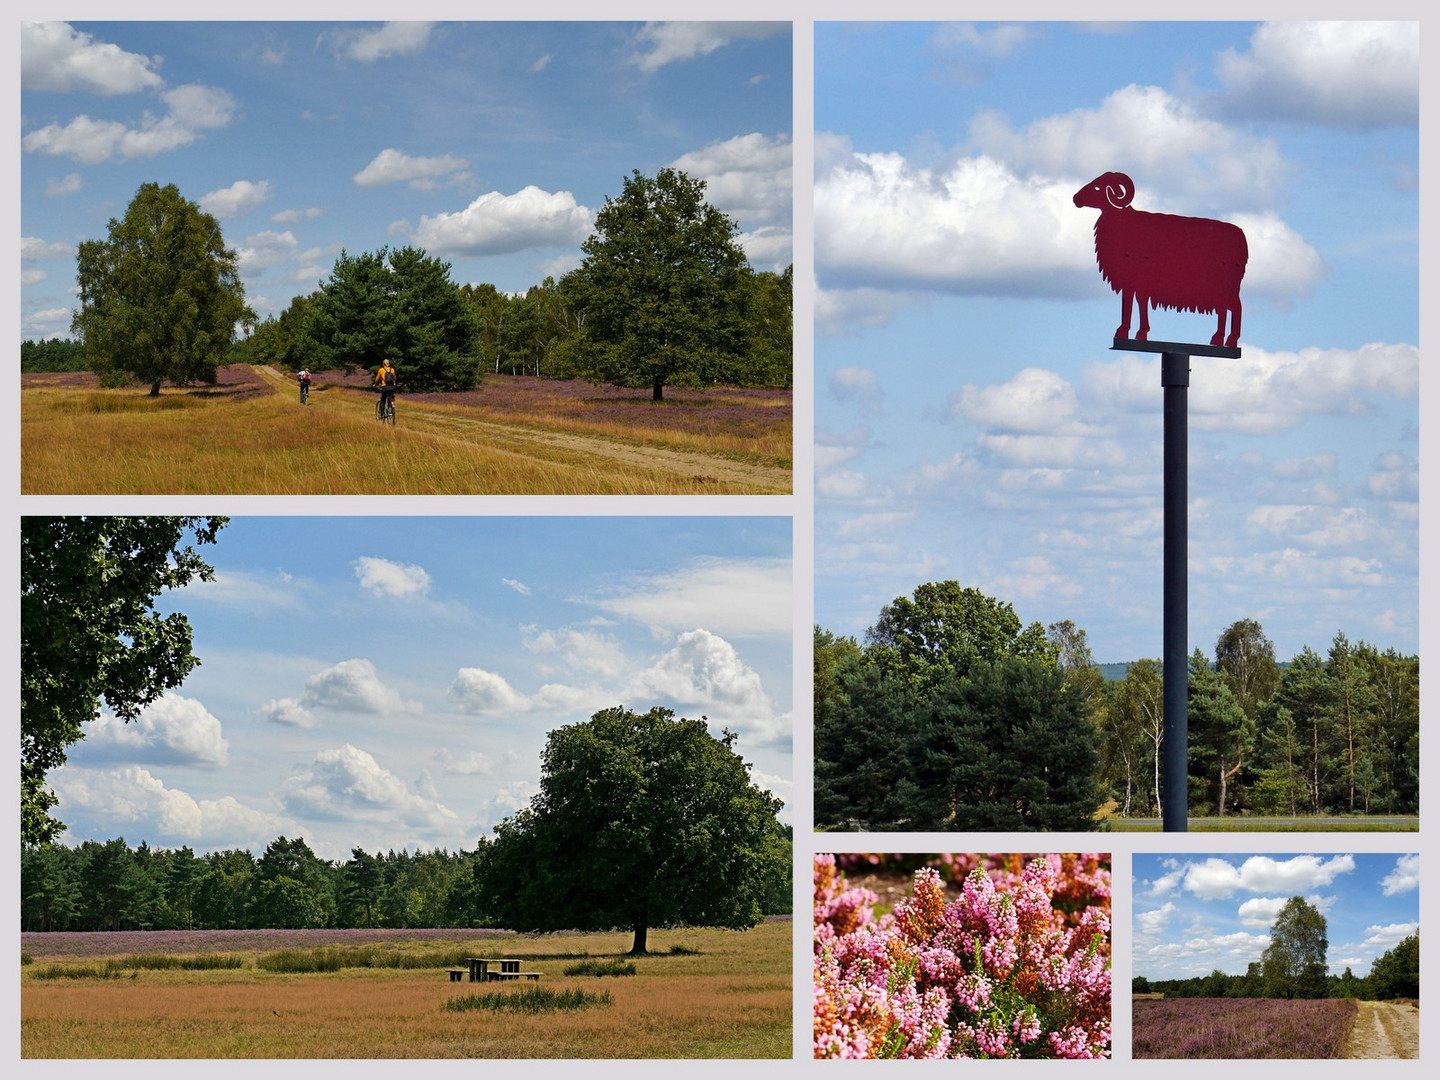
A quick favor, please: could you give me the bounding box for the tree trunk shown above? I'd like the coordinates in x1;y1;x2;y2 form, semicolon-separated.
628;921;649;955
652;380;664;401
148;380;162;397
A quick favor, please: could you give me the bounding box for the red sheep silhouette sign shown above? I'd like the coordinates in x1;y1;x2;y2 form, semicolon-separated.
1074;172;1247;349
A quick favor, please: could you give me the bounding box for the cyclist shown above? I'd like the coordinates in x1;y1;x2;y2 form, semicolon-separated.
297;367;312;404
373;354;398;420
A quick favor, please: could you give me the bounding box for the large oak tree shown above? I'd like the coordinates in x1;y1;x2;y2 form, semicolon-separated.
479;706;786;954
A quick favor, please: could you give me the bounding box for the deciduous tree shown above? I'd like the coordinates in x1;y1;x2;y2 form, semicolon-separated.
1261;895;1329;999
72;183;254;395
20;517;226;846
479;706;786;954
568;168;751;400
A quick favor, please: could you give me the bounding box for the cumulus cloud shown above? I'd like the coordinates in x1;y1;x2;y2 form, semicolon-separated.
22;236;71;264
448;668;529;715
260;697;317;728
670;132;792;227
1380;853;1419;896
1183;854;1356;899
290;658;422;716
23;83;236;164
353;148;470;189
413;187;593;256
79;694;230;767
1135;902;1175;936
352;556;431;600
435;749;492;776
1215;22;1418;127
200;179;271;218
51;765;286;846
629;22;786;73
45;173;83;196
337;23;435;63
626;628;788;744
522;626;627;678
235;230;325;277
272;207;323;225
280;744;456;829
21;21;163;94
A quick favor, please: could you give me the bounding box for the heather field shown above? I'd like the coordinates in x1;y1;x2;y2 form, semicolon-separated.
21;366;792;495
1132;998;1357;1059
20;921;791;1058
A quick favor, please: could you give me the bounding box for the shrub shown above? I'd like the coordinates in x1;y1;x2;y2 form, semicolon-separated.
564;959;636;977
814;854;1111;1059
442;987;612;1014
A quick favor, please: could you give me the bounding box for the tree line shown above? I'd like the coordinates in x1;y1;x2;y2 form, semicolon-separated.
62;170;791;399
21;825;794;935
815;581;1419;830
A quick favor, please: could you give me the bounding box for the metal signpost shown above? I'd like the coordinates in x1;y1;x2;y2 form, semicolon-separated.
1075;172;1248;832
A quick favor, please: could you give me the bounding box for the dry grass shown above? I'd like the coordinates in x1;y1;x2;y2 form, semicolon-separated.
21;923;791;1058
21;372;791;495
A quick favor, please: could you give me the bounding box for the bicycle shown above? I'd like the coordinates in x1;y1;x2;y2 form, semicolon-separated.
299;380;309;405
375;387;396;425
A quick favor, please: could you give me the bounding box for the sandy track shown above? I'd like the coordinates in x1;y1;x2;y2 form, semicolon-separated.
1345;1001;1419;1058
257;366;789;493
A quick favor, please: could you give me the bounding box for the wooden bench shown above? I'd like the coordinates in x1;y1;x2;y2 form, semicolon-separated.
446;968;465;982
467;958;539;982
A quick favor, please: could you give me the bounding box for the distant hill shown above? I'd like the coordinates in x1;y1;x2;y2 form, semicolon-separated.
1097;662;1130;682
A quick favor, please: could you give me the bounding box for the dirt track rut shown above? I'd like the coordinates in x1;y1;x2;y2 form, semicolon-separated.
1345;1001;1419;1058
257;366;789;493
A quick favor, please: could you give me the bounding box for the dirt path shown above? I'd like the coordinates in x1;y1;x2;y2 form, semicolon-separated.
1345;1001;1419;1058
256;366;789;493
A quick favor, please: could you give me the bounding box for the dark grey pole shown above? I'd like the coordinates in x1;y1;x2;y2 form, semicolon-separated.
1161;351;1189;831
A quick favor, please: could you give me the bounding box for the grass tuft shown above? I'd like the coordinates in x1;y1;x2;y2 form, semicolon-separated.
443;986;612;1014
563;959;636;977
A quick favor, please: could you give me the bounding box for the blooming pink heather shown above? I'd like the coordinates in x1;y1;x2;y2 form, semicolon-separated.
814;854;1111;1059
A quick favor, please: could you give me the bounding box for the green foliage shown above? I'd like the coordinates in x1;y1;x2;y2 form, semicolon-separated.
21;337;87;372
568;168;753;399
1187;650;1254;817
563;959;637;977
72;183;254;395
902;659;1101;830
20;517;226;846
305;246;480;390
866;581;1054;700
1367;932;1418;1000
479;706;787;955
442;987;613;1013
1261;896;1329;999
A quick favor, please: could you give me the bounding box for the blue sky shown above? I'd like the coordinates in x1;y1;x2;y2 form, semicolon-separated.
20;20;792;338
814;22;1418;665
1133;852;1420;980
48;517;793;861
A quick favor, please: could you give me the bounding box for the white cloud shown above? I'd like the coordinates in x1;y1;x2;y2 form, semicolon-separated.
670;132;792;227
448;668;529;715
1215;22;1418;127
1183;854;1356;899
587;556;792;639
1237;896;1289;929
21;22;163;95
23;84;236;164
626;628;788;744
435;749;492;776
280;744;456;829
200;179;271;218
829;366;881;412
353;148;470;189
502;578;531;595
260;696;317;728
413;187;593;257
339;23;435;63
272;207;323;225
522;626;627;678
1380;853;1420;896
1135;902;1175;936
22;237;71;263
629;22;786;73
51;765;286;847
45;173;83;196
300;658;421;715
79;694;230;767
352;556;431;600
1357;921;1420;955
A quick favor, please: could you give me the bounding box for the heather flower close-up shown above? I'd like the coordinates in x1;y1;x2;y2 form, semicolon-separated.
814;853;1111;1059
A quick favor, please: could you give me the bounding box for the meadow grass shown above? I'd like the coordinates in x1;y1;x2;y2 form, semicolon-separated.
22;373;790;494
562;959;637;977
1108;815;1419;832
21;922;790;1058
442;986;613;1013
